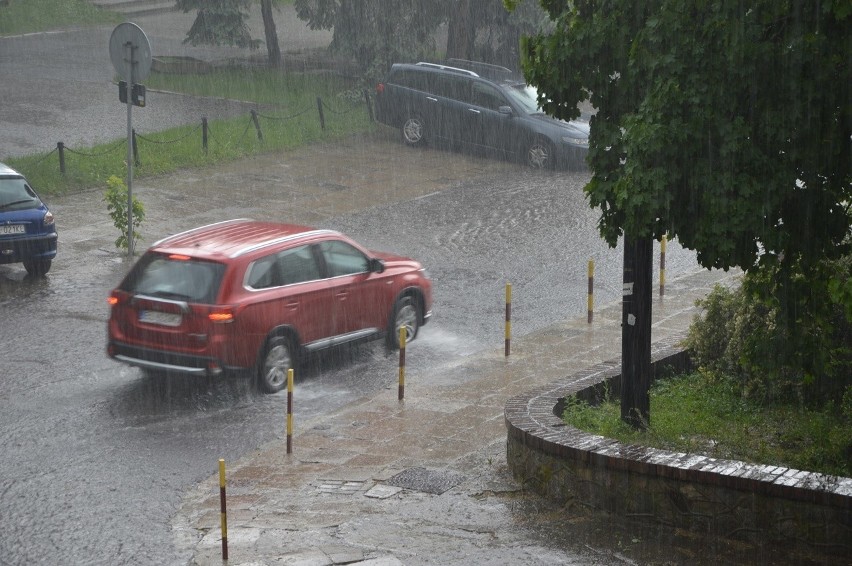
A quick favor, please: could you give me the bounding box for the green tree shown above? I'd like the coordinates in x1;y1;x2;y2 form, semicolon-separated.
294;0;448;80
176;0;285;66
260;0;282;66
511;1;851;424
448;0;550;70
104;175;145;252
293;0;549;78
176;0;261;51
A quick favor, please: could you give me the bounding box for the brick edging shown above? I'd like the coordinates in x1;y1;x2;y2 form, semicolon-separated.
504;337;851;550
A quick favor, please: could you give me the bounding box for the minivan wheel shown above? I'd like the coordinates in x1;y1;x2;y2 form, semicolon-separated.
258;335;296;394
387;296;420;349
402;116;426;147
525;138;554;169
23;259;51;276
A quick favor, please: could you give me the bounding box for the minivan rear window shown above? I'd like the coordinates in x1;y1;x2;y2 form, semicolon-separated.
121;253;225;304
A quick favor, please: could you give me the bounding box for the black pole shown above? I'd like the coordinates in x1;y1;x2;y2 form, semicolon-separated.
316;97;325;130
250;109;263;141
202;116;208;154
57;142;65;175
620;236;653;429
363;90;374;122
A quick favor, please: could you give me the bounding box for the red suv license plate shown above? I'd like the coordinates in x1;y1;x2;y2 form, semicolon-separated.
139;310;182;326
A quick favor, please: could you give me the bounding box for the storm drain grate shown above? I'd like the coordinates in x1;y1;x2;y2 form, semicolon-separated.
385;467;466;495
314;479;368;495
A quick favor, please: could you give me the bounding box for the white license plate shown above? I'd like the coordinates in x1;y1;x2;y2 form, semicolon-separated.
0;224;25;235
139;310;182;327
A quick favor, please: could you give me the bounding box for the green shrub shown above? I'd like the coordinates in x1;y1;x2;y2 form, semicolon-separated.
685;256;852;408
104;175;144;252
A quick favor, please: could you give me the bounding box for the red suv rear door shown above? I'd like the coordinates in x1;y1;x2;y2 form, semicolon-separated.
237;244;335;349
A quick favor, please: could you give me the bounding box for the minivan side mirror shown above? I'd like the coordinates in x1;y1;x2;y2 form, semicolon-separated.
498;105;513;116
369;258;386;273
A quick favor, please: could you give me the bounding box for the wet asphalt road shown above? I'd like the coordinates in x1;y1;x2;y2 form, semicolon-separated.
0;142;699;564
0;8;331;160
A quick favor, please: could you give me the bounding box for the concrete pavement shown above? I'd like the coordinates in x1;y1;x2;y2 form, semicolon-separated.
171;266;740;565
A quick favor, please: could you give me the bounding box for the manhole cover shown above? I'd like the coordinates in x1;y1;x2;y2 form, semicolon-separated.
385;467;466;495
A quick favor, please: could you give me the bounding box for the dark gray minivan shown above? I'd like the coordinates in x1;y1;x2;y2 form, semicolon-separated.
374;60;589;170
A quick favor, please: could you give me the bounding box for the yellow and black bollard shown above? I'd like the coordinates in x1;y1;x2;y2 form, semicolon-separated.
587;260;595;323
218;458;228;560
398;327;406;400
286;368;294;454
505;283;512;357
659;235;667;296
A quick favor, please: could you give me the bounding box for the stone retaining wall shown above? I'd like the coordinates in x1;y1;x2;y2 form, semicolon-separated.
504;338;851;555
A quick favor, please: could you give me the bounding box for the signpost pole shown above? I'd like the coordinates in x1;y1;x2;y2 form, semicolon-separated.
125;42;135;258
109;22;151;259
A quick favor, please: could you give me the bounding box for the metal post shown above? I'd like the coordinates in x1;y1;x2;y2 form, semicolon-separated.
202;116;208;154
286;368;294;454
316;97;325;130
587;259;595;323
132;128;139;166
218;459;228;560
398;327;406;400
57;142;65;175
363;89;374;122
659;235;667;297
250;109;263;140
505;283;512;356
125;42;135;258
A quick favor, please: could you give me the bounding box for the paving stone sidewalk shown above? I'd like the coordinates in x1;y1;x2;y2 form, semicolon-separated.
171;267;741;566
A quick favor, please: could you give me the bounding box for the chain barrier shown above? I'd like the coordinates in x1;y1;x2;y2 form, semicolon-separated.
319;97;363;116
135;125;201;145
255;106;313;122
27;147;58;168
20;94;372;176
63;138;126;157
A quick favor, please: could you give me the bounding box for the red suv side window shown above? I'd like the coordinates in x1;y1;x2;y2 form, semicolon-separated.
319;240;368;277
246;244;321;289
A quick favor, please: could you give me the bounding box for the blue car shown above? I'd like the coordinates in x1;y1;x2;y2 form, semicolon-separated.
0;162;57;276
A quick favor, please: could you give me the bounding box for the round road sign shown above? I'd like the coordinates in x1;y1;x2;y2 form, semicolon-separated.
109;22;152;82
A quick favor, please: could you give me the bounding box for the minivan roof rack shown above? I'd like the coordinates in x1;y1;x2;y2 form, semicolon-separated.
445;58;513;77
415;62;479;77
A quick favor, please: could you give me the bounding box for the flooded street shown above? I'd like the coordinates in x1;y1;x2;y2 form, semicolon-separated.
0;132;701;564
0;8;709;563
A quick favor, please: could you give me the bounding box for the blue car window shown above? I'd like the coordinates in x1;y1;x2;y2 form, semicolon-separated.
0;178;40;210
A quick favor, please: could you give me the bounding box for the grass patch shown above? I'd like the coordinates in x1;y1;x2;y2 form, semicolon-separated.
145;67;351;106
562;372;852;477
0;0;121;36
7;71;375;196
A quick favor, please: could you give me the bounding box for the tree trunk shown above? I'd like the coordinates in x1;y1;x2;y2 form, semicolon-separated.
261;0;281;67
620;236;653;429
446;0;475;60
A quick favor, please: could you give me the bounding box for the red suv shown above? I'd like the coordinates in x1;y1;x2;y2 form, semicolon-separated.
106;219;432;393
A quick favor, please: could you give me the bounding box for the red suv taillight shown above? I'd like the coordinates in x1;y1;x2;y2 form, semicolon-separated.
376;82;385;94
